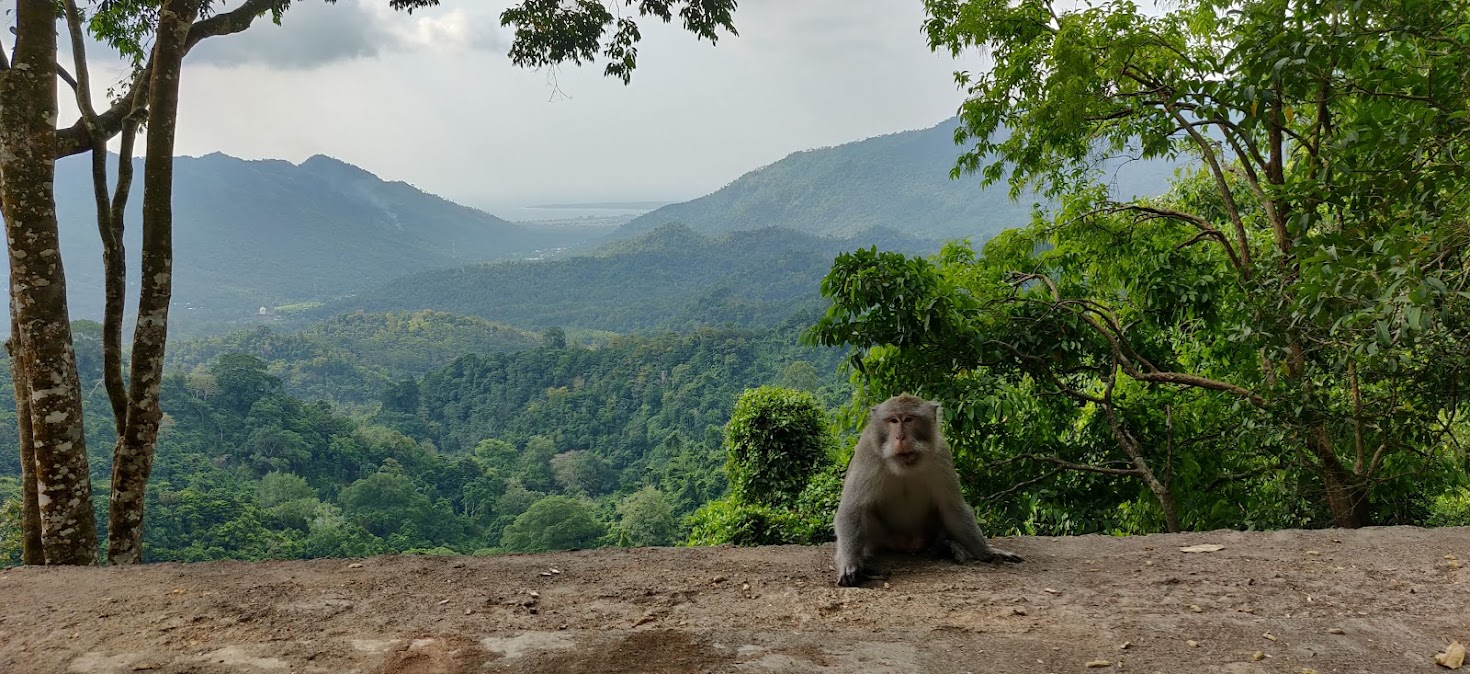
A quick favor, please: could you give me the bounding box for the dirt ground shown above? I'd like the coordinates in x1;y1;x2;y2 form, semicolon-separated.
1;527;1466;674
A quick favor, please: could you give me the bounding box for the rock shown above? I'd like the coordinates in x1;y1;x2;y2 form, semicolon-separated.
1186;640;1200;647
1327;628;1345;635
1085;659;1111;668
1435;641;1465;669
1252;651;1265;661
346;563;364;569
1180;544;1226;553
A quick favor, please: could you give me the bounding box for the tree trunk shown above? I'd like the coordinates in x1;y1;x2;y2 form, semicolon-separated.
6;318;43;564
107;0;201;564
1309;425;1372;528
101;124;140;436
63;0;132;437
0;0;99;565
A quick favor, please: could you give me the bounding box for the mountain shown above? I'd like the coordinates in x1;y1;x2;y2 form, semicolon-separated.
13;152;578;331
619;118;1180;241
298;223;939;333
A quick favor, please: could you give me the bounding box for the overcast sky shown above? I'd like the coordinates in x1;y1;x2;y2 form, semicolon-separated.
59;0;978;213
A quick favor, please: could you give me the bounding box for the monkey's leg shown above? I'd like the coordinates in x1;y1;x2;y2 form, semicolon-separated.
834;506;874;586
938;498;1023;564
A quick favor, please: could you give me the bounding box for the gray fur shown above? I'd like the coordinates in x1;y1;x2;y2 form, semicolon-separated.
833;394;1022;586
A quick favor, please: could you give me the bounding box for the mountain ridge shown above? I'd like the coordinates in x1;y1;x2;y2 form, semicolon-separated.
618;117;1179;242
9;151;582;332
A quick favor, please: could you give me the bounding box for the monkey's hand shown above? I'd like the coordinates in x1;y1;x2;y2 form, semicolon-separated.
836;563;863;587
975;546;1024;563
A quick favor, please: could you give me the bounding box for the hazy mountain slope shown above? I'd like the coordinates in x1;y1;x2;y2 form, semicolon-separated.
302;224;938;333
620;118;1180;241
18;153;567;328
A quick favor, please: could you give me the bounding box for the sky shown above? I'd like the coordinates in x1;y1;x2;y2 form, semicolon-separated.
57;0;979;214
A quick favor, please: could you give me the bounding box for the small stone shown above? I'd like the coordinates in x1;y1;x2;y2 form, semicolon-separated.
347;563;364;569
1263;633;1278;641
1327;628;1345;635
540;572;552;577
1012;608;1028;616
742;583;751;591
464;609;474;615
883;582;891;590
1252;651;1265;661
1044;588;1060;595
712;575;727;584
1085;660;1111;668
1186;640;1200;648
550;568;562;574
527;591;540;598
437;599;449;606
1305;550;1321;556
1189;604;1202;613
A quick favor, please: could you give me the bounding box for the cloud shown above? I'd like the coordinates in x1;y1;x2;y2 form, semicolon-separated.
390;6;510;54
186;0;508;71
169;0;972;207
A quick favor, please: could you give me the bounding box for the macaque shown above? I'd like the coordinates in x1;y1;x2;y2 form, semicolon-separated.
833;393;1022;586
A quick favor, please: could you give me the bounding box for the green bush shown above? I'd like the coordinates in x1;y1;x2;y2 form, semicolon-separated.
686;390;846;547
1427;488;1470;527
724;386;832;508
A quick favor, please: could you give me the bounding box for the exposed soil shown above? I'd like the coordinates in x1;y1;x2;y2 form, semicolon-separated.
2;527;1467;674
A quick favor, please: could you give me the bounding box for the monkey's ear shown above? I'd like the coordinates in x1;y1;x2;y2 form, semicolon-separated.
927;401;941;414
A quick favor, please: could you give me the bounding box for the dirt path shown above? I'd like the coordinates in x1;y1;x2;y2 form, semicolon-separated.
1;527;1465;674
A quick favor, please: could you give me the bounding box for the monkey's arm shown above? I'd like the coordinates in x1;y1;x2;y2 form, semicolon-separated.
936;480;1023;564
833;502;872;586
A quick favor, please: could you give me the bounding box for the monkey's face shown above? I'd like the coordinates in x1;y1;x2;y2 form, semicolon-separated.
879;409;933;469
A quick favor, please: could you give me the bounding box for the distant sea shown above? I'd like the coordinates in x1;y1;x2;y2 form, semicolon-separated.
480;202;669;223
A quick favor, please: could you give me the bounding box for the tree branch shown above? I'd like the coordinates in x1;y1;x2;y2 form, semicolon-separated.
55;0;289;159
1021;454;1143;476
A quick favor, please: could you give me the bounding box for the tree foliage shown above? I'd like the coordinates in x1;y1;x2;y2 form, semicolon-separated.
499;495;605;552
685;386;843;546
809;0;1470;534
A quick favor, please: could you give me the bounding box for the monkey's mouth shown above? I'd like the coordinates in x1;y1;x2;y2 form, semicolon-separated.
890;453;920;467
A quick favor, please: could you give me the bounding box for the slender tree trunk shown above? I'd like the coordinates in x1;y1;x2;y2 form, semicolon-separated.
102;124;140;432
6;318;43;564
0;0;99;565
107;0;201;564
63;0;131;437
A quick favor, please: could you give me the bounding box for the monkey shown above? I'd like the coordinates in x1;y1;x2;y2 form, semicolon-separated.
833;393;1022;586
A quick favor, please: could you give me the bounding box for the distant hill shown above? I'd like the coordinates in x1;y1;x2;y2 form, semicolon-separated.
11;152;577;330
300;224;939;333
619;118;1180;241
167;310;543;405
